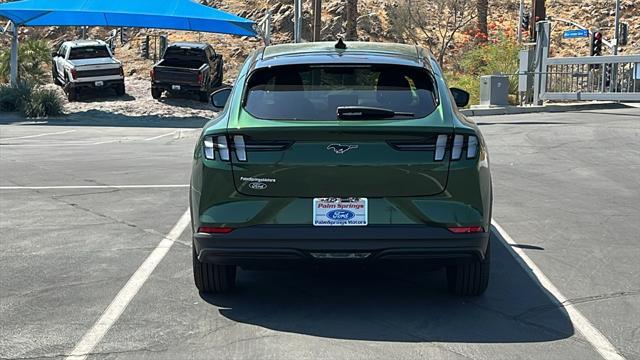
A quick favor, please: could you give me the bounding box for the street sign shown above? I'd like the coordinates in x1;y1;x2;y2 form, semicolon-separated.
563;29;589;39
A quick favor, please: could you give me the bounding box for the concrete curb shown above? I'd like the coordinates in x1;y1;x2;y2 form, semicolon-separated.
460;102;633;117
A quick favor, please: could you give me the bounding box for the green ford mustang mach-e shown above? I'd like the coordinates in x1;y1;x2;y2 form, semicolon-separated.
190;41;492;296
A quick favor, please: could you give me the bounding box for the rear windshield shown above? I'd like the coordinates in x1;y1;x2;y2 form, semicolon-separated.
243;64;438;120
163;47;207;67
68;46;110;60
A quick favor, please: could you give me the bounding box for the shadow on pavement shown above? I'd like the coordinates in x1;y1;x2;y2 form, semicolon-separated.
478;121;573;126
202;228;574;343
0;110;213;129
74;89;136;102
158;96;213;111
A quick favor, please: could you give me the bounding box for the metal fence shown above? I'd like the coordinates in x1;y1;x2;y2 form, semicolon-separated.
540;55;640;101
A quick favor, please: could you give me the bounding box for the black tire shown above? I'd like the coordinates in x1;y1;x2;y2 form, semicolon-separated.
199;91;209;103
115;83;126;96
213;59;224;88
193;246;236;294
151;87;162;99
52;67;62;86
66;86;77;102
447;240;490;296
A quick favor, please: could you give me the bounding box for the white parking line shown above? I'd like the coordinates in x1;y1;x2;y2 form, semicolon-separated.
0;185;189;190
0;142;115;147
144;131;177;141
492;220;626;360
0;129;76;141
65;209;191;360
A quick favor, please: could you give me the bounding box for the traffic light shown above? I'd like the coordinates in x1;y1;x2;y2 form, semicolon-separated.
591;31;603;56
521;13;530;33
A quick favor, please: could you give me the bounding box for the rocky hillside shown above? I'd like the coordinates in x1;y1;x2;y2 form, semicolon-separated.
1;0;638;83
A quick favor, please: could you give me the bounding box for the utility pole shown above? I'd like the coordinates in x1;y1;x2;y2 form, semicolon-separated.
613;0;620;54
294;0;302;43
313;0;322;42
518;0;524;44
10;21;19;86
531;0;546;39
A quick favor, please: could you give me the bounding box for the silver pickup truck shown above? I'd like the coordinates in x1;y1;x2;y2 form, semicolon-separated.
52;40;125;101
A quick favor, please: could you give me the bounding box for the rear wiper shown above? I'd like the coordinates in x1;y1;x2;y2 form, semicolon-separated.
336;106;414;120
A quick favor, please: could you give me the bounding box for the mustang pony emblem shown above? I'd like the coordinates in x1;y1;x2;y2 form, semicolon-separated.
327;144;359;154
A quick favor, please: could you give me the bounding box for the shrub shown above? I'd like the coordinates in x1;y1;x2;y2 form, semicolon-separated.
446;72;480;108
0;39;51;85
0;81;33;112
22;88;64;118
449;31;521;106
0;82;64;118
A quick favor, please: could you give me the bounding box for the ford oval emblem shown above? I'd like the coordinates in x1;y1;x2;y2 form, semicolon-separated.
326;209;355;221
249;182;268;190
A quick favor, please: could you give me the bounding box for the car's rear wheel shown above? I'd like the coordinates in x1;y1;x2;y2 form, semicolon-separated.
115;83;126;96
193;247;236;294
447;241;490;296
151;87;162;99
66;86;77;102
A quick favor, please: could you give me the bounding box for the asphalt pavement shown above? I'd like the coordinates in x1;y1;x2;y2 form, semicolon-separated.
0;107;638;360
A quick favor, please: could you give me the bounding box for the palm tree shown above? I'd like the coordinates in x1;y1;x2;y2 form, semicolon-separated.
346;0;358;40
0;39;50;85
477;0;488;41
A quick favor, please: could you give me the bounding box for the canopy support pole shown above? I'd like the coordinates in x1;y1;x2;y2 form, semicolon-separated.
10;21;19;86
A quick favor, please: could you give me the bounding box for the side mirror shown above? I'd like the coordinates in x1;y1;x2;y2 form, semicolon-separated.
51;51;58;58
210;86;232;110
450;87;470;108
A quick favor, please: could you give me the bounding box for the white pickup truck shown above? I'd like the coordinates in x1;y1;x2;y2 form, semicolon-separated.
52;40;125;101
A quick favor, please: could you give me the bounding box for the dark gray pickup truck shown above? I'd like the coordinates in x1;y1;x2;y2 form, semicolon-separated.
150;42;223;102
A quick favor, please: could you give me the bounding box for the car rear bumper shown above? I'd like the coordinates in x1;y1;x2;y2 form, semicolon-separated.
194;225;489;267
152;81;204;92
70;79;124;89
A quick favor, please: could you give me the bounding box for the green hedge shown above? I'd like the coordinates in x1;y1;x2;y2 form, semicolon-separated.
447;32;521;107
0;83;64;118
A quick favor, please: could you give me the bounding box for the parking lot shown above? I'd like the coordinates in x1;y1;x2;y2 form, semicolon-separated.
1;107;639;360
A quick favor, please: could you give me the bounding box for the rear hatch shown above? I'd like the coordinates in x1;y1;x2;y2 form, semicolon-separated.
228;63;452;198
230;123;451;198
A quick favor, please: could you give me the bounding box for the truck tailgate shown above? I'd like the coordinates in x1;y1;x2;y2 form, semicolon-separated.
154;64;205;85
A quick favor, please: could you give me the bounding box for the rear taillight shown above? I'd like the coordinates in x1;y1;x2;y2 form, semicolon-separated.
198;226;234;234
233;135;247;161
448;226;484;233
197;73;204;85
467;136;478;158
434;134;448;161
433;134;479;161
70;69;78;80
203;135;246;162
119;66;124;77
149;69;155;80
451;135;464;160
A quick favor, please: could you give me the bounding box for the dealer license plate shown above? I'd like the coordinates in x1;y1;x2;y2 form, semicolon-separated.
172;85;181;91
95;81;104;87
313;198;368;226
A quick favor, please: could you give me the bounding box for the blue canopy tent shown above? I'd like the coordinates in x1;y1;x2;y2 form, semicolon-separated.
0;0;257;84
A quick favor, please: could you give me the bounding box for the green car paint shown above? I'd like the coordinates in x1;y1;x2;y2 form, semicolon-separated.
191;42;490;230
190;41;492;295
